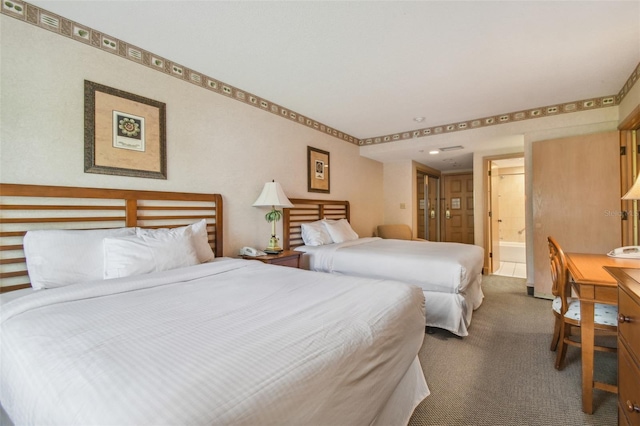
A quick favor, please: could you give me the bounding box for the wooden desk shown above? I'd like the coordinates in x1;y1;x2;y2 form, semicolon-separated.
565;253;640;414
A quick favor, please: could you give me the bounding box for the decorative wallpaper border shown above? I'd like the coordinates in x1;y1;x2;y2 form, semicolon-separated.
360;95;618;145
361;62;639;145
1;0;359;145
2;1;638;148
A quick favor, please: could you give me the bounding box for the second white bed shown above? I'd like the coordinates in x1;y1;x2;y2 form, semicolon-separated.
295;237;485;336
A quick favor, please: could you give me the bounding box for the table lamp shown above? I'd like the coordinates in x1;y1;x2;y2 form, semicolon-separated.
623;175;640;200
622;175;640;246
253;180;294;253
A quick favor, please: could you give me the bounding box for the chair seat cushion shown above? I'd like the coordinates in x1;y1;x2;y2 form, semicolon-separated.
552;297;618;326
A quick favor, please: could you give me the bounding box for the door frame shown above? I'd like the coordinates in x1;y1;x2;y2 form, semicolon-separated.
482;152;524;275
418;173;441;241
415;170;432;240
413;162;441;240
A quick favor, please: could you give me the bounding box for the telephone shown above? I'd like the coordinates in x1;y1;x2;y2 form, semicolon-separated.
607;246;640;259
239;246;267;257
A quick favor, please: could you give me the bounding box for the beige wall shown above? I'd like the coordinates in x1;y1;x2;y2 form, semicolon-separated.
522;119;620;288
383;107;620;246
0;16;384;255
532;131;621;298
382;102;624;289
382;161;413;228
2;15;637;263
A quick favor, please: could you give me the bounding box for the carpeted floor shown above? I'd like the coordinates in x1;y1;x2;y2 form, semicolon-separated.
408;274;617;426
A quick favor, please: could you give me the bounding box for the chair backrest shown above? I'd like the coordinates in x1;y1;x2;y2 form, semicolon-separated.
548;236;571;313
377;224;413;240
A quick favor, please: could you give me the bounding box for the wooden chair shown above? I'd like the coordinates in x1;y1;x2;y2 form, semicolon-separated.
547;236;618;370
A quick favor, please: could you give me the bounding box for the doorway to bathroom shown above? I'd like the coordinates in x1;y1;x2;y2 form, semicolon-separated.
485;154;526;278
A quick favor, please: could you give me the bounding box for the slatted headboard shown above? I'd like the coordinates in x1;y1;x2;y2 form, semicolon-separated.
0;183;223;292
282;198;349;250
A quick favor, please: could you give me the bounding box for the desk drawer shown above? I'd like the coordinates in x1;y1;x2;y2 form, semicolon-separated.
619;288;640;360
619;343;640;426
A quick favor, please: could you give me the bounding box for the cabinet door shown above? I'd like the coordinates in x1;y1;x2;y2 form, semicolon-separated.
532;131;621;297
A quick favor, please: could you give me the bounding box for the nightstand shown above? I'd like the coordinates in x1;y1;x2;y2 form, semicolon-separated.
241;250;302;268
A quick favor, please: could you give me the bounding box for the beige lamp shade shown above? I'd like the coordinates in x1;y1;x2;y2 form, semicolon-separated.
252;181;294;208
622;175;640;200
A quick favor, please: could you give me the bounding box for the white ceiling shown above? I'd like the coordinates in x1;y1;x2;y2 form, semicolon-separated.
29;0;640;171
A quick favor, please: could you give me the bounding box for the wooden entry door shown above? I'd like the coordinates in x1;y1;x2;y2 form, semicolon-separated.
442;173;474;244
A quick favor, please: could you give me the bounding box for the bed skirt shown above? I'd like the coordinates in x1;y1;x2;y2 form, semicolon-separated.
373;357;430;426
424;273;484;336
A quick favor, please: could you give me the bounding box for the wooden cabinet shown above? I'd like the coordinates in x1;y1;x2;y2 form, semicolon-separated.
619;273;640;425
241;250;302;268
606;267;640;425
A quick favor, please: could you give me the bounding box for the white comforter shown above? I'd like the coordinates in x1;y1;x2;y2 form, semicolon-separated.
0;258;428;426
296;237;484;293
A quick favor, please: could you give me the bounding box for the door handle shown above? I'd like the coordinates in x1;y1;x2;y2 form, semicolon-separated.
445;206;451;219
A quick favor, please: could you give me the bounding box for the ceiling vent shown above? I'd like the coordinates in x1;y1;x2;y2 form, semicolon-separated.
439;145;464;152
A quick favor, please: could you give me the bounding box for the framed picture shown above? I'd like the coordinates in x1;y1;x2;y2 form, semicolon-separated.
84;80;167;179
308;146;330;193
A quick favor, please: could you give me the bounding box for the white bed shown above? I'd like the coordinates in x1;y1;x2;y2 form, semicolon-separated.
0;184;429;426
283;199;485;337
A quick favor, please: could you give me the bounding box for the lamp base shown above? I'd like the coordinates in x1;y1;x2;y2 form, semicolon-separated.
264;235;283;254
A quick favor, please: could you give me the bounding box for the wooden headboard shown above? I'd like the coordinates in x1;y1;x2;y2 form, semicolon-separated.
282;199;349;250
0;183;223;292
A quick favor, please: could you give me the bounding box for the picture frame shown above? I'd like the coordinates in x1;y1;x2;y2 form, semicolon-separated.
84;80;167;179
308;146;330;193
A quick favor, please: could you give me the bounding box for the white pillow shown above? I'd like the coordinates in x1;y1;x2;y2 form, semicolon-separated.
103;229;199;279
323;219;359;243
23;227;136;289
301;220;333;246
136;219;214;263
